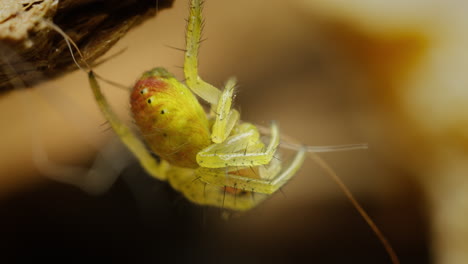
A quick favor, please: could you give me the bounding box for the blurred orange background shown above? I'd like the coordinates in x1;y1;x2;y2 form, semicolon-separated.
2;0;468;263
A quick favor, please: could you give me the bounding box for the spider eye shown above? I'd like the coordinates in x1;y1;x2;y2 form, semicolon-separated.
140;88;148;94
160;110;165;114
147;98;152;104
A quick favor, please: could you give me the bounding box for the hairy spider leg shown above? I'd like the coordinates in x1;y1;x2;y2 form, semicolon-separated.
88;71;170;180
196;147;306;195
184;0;241;146
211;78;240;143
184;0;221;104
197;122;281;168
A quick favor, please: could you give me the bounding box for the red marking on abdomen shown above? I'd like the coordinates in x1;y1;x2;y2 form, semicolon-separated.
130;77;168;103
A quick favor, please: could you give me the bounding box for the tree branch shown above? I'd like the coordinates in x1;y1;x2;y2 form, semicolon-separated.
0;0;174;91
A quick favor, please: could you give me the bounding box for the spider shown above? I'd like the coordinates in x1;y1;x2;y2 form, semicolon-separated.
86;0;308;211
79;0;368;211
30;0;400;262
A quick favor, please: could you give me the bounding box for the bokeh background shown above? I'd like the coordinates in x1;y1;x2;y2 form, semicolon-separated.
2;0;468;263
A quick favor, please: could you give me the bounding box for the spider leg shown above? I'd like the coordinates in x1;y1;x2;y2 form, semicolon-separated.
184;0;221;104
197;121;280;168
211;77;240;143
196;146;306;194
88;71;169;180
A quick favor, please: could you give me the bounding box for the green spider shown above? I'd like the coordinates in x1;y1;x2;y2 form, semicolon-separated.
55;0;364;211
88;0;306;211
37;1;400;261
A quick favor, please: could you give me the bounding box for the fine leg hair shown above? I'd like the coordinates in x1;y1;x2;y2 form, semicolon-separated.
197;122;281;168
210;77;240;143
196;147;306;194
184;0;221;104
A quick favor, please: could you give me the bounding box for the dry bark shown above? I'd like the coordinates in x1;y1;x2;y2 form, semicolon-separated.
0;0;174;91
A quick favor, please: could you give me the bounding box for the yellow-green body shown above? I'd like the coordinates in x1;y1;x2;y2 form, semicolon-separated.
130;68;210;168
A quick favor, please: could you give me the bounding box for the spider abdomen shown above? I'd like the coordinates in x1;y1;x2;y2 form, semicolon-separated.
130;67;211;168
